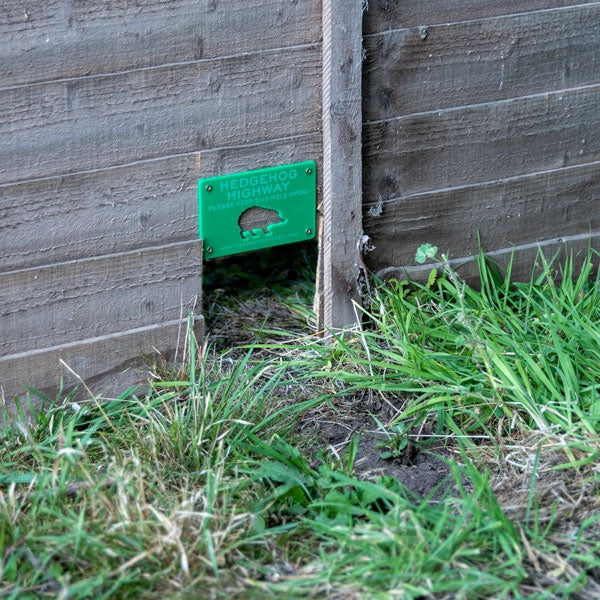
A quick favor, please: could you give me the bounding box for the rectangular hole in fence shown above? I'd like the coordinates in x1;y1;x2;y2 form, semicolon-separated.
199;161;320;344
201;240;319;348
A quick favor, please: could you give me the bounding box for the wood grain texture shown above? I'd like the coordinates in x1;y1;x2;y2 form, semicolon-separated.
0;133;321;271
364;0;600;32
364;162;600;272
0;316;204;418
0;45;321;184
364;84;600;201
1;0;321;86
0;240;202;356
320;0;363;331
375;232;600;287
364;4;600;120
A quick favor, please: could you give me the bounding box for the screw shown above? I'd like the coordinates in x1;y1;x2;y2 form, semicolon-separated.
206;247;213;254
305;168;312;175
305;228;312;235
205;185;213;192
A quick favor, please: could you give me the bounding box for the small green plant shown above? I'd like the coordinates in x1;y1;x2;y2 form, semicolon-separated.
375;422;409;459
414;242;438;263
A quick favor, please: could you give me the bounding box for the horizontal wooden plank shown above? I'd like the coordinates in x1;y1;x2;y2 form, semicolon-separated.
364;84;600;200
364;4;600;120
364;0;600;33
0;0;321;86
0;133;321;271
373;232;600;287
0;316;204;419
0;45;321;184
0;240;202;356
364;162;600;272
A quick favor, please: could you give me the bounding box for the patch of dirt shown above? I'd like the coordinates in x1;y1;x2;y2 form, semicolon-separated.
300;396;457;500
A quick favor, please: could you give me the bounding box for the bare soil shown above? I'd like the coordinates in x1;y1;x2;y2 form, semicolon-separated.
299;397;456;500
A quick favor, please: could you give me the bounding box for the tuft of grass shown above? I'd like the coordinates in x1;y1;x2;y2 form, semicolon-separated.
300;245;600;439
0;334;322;599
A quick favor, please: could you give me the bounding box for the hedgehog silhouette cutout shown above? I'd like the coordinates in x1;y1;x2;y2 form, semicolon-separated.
238;206;286;239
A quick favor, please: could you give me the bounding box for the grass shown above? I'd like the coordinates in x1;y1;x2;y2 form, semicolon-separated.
1;245;600;598
298;246;600;436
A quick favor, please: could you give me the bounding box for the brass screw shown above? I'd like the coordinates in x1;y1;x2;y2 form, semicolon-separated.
305;168;312;175
205;185;213;192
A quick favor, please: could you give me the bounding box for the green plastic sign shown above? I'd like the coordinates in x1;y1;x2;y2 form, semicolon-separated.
198;161;316;260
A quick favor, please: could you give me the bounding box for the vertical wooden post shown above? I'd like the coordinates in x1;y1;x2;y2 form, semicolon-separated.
320;0;363;332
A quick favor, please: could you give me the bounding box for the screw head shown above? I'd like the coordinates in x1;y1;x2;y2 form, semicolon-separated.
206;247;213;254
305;228;312;235
205;185;213;192
305;168;312;175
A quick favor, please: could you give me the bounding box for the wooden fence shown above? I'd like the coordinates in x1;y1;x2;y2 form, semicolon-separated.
0;0;321;413
362;1;600;281
2;0;599;413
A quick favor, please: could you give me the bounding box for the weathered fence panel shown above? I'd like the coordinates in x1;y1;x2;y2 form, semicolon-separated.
2;0;600;412
0;0;322;412
365;164;600;273
0;48;320;183
363;2;600;278
0;319;192;408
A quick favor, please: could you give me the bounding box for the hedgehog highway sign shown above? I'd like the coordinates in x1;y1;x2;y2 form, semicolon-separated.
198;161;317;260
